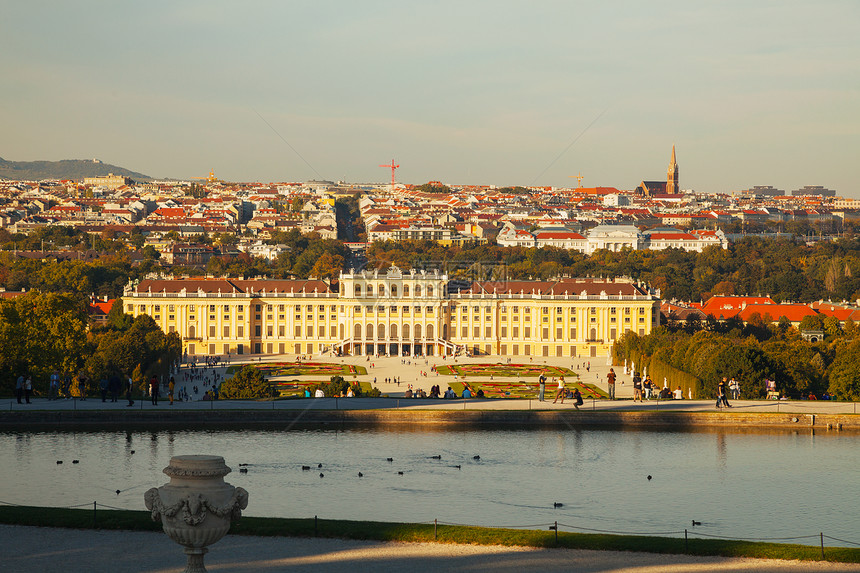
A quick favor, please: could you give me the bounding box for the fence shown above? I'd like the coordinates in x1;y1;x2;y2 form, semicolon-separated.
0;499;857;556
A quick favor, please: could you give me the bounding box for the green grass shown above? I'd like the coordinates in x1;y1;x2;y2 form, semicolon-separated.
0;505;856;564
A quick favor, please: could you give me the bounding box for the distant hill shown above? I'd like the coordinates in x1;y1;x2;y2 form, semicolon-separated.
0;157;152;182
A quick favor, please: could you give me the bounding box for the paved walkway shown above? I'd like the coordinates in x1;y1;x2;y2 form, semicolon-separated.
8;354;856;415
3;525;857;573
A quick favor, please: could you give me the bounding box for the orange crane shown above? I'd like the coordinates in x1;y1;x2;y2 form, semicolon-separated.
568;173;584;188
192;170;219;183
379;159;399;187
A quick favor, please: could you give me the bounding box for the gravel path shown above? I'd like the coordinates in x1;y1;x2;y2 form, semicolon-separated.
3;525;857;573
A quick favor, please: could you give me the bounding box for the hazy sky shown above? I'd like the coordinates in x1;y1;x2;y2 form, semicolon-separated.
2;1;858;195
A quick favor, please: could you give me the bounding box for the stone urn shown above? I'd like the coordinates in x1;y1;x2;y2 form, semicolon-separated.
145;455;249;573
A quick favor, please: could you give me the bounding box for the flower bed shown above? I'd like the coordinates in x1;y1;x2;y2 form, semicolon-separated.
439;378;607;400
227;362;367;377
435;363;574;378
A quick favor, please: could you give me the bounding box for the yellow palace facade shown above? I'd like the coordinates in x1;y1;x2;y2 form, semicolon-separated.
123;267;660;358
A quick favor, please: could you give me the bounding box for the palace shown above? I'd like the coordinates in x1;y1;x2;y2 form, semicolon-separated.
122;268;660;359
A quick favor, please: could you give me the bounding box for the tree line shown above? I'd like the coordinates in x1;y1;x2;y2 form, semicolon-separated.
367;236;860;303
0;291;181;397
614;318;860;401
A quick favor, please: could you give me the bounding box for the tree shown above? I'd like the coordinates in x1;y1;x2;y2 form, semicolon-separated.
799;314;825;332
0;291;89;394
219;365;272;399
828;340;860;400
141;245;161;260
823;315;842;338
107;297;133;329
128;229;145;249
315;375;353;397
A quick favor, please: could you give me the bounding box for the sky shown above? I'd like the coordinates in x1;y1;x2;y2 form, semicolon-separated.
2;1;858;195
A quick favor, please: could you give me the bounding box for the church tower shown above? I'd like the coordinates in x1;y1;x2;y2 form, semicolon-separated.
666;144;679;194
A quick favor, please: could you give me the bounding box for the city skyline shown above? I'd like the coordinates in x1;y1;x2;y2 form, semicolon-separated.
2;1;858;196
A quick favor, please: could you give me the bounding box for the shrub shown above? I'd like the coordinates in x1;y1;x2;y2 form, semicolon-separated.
219;365;273;399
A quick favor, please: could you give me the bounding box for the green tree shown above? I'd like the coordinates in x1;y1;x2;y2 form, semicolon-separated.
0;291;89;394
823;315;842;338
828;340;860;400
315;375;352;397
220;365;272;399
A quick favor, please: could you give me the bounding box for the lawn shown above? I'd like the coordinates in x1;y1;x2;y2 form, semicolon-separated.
436;363;574;378
428;379;607;400
2;505;856;564
227;362;367;377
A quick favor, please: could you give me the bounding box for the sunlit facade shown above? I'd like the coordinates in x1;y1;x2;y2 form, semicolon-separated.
123;268;660;358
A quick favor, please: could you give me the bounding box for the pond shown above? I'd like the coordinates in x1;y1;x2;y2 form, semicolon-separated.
2;427;857;546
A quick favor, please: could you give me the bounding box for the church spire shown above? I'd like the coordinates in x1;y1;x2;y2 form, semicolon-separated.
667;144;679;194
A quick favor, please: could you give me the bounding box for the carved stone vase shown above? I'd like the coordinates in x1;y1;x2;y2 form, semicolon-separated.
145;455;249;573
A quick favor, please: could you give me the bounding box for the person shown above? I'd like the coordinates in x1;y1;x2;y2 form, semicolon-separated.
125;375;135;407
606;368;616;400
304;388;311;398
24;376;33;404
168;376;175;406
716;377;732;408
202;391;211;401
729;377;740;400
346;386;354;398
109;375;121;402
15;374;24;404
49;371;60;401
77;373;87;401
572;388;584;410
538;372;547;402
99;378;109;402
149;375;159;406
673;386;683;400
314;387;325;398
462;387;472;398
476;388;485;398
552;376;565;404
62;375;72;399
660;385;672;399
632;372;643;402
643;375;653;400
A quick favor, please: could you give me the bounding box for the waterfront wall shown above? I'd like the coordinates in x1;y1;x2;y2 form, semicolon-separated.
1;409;856;432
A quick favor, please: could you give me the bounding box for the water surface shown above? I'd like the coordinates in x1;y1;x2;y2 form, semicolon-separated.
1;427;857;546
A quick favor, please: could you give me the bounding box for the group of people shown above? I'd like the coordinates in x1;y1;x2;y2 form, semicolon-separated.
14;374;33;404
535;373;584;408
630;371;685;401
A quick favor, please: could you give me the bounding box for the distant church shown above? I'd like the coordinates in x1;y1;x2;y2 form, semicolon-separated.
636;145;680;197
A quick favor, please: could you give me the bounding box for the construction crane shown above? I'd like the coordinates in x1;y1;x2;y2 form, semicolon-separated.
192;170;219;183
379;159;399;188
568;173;584;188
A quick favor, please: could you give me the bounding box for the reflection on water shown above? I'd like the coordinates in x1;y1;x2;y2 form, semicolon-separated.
0;427;857;546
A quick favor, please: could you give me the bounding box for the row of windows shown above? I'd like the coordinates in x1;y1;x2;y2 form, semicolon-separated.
353;284;435;297
132;302;654;316
354;306;436;314
353;324;436;340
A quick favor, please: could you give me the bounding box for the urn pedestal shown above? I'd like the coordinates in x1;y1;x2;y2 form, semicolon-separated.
145;455;248;573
